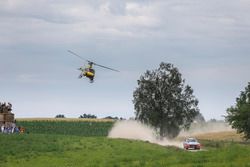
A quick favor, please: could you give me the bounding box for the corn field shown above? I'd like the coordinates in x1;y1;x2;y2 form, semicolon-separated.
16;119;115;136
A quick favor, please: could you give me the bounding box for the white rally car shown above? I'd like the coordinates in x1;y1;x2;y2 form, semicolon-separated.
183;138;201;150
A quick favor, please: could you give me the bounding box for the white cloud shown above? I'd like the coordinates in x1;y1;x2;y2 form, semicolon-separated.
17;74;38;82
0;1;160;41
1;0;250;43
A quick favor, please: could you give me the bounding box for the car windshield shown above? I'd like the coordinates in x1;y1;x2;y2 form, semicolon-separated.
187;138;197;142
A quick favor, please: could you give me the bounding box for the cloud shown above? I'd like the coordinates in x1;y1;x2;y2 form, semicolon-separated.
1;0;250;44
186;65;250;84
16;73;56;84
1;0;250;120
16;74;38;82
0;1;161;46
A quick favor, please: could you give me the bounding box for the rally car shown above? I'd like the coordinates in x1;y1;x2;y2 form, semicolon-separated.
183;138;201;150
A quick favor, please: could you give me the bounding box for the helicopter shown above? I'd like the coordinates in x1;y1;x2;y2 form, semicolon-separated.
68;50;119;83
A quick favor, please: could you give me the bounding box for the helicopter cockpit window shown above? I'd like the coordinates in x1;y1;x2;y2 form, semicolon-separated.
89;69;95;73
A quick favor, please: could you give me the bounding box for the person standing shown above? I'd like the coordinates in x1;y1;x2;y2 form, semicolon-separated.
1;125;4;133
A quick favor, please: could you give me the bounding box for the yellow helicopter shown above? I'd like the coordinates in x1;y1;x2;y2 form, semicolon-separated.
68;50;119;83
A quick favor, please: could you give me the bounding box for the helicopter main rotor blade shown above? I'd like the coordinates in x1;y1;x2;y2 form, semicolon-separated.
93;63;120;72
68;50;119;72
67;50;92;63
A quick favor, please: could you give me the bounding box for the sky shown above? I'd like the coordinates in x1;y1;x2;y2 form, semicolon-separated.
0;0;250;120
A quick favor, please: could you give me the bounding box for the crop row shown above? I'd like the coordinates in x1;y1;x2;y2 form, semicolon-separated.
16;121;114;136
16;118;114;122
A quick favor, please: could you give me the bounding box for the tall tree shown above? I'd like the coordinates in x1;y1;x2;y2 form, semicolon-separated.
225;82;250;140
133;62;199;138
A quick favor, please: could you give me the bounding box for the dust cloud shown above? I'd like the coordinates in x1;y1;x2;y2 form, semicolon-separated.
179;121;233;137
108;120;233;148
108;120;181;148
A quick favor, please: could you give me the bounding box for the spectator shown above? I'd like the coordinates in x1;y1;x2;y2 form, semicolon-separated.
14;126;19;133
1;125;4;132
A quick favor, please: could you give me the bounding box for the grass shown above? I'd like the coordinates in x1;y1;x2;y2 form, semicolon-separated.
196;131;244;142
1;119;250;167
0;133;250;167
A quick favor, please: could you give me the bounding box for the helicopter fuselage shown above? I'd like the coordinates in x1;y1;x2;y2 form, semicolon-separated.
79;67;95;82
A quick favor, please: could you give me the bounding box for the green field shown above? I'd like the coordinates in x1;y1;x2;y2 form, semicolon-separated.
16;120;114;136
1;120;250;167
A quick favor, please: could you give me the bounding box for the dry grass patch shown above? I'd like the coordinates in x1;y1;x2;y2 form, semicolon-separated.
196;131;244;141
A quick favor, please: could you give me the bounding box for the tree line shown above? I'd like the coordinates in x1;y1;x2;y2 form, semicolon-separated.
55;114;125;120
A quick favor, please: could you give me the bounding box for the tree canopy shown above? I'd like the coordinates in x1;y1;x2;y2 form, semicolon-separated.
133;62;200;138
225;82;250;140
79;113;97;119
55;114;65;118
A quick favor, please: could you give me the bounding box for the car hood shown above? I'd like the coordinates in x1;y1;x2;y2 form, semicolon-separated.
186;142;200;145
